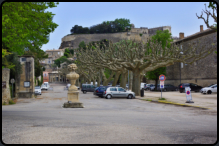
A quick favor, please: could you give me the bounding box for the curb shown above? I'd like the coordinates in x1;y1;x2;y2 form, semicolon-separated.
139;98;210;110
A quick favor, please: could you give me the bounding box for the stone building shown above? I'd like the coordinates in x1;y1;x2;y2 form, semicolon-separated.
15;55;35;98
148;25;217;87
40;48;65;72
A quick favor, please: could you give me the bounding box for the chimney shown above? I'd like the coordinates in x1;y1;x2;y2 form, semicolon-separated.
179;32;184;39
200;25;203;32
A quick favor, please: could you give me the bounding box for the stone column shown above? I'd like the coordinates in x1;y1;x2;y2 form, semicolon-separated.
2;68;11;104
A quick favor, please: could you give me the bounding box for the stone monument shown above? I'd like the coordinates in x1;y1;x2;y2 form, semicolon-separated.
63;63;83;108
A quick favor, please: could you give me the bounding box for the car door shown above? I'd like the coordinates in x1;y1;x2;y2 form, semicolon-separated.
212;85;217;93
86;85;91;92
91;85;96;92
190;83;196;91
109;87;118;97
118;87;126;97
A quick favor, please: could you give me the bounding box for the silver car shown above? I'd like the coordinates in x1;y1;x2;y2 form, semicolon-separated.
103;87;135;99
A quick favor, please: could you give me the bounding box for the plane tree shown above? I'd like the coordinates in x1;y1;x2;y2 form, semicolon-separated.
76;37;217;96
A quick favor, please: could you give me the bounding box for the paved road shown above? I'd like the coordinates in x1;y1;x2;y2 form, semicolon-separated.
2;83;217;144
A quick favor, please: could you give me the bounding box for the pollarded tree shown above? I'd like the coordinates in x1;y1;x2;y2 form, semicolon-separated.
77;37;217;96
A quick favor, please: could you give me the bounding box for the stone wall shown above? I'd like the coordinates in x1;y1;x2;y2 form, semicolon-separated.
59;26;170;50
164;32;217;87
16;56;35;98
2;68;11;104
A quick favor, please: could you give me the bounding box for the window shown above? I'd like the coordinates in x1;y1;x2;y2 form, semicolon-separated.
110;88;117;91
91;85;95;88
58;52;60;54
87;85;91;88
21;57;26;62
190;83;197;86
44;74;47;77
181;63;183;68
118;88;125;92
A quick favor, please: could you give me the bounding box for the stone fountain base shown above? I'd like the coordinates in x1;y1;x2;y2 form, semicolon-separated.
63;101;84;108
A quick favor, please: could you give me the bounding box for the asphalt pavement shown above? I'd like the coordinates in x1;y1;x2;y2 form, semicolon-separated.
2;83;217;144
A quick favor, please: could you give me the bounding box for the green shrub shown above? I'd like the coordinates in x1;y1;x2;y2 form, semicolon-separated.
9;99;16;105
139;33;143;37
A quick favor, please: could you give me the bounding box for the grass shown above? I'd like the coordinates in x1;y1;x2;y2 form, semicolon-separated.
158;97;166;100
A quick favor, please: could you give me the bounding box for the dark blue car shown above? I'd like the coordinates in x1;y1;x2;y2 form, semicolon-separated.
93;86;110;98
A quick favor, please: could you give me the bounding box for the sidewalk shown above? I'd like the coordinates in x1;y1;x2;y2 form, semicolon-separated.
135;91;217;111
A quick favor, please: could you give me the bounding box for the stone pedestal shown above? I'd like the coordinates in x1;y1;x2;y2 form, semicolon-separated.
63;102;83;108
63;63;83;108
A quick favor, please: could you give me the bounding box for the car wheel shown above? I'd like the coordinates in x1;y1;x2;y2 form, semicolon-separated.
127;94;133;99
83;91;87;94
106;94;112;99
175;88;178;91
207;90;212;94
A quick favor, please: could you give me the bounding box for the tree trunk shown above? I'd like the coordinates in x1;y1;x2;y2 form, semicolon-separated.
120;71;128;89
112;71;121;86
132;69;141;96
97;75;100;87
129;71;133;91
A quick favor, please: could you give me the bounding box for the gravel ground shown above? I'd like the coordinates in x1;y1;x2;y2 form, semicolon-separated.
2;83;217;144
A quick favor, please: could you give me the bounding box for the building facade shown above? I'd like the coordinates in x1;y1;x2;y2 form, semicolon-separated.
148;25;217;87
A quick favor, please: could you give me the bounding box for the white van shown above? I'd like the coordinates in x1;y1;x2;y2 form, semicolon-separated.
43;82;50;87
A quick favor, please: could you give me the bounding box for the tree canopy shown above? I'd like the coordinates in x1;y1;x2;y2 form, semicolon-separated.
70;18;132;34
2;2;59;55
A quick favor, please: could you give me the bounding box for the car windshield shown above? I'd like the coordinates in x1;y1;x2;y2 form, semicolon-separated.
41;85;45;87
207;84;215;87
35;86;40;89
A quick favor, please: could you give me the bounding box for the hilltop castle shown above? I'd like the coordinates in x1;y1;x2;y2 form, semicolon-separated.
58;24;171;50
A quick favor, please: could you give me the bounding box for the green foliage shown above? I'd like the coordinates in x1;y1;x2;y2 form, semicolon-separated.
146;67;166;80
54;56;68;67
151;30;173;49
40;72;43;86
9;99;16;105
104;68;112;79
2;2;59;55
37;78;40;86
3;52;22;80
139;33;143;37
70;18;131;34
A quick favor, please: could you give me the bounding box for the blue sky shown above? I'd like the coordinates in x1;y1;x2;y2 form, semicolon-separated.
41;2;216;51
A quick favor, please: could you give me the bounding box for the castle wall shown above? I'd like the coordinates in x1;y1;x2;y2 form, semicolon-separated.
60;32;150;49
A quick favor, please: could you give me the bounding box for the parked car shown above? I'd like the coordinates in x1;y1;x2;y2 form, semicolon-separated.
150;84;159;91
200;84;217;94
103;87;135;99
66;84;80;90
81;84;96;93
93;86;110;98
34;86;41;95
41;84;49;90
144;84;154;90
178;83;203;93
